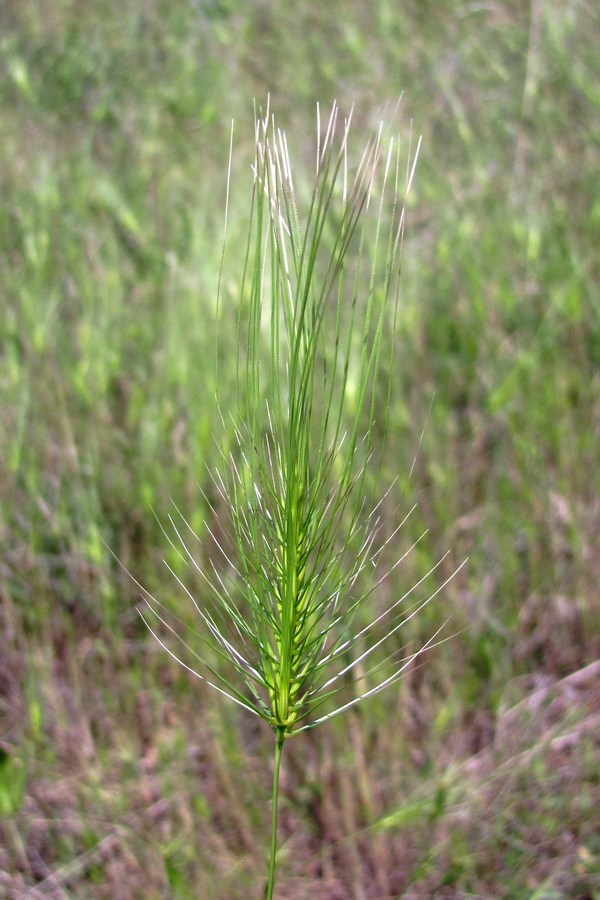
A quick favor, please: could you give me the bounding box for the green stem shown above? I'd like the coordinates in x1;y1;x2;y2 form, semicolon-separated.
266;727;286;899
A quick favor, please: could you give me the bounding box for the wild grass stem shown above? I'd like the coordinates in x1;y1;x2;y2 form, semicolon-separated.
266;727;286;900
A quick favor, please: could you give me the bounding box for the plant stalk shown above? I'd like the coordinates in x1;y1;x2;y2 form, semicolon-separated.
266;727;286;899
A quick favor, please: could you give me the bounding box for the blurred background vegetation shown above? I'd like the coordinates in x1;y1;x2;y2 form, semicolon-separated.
1;0;599;896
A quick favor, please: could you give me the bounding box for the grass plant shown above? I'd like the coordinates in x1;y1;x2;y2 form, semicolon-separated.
138;102;463;897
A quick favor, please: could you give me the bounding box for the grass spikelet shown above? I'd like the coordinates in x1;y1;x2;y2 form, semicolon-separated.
137;101;464;898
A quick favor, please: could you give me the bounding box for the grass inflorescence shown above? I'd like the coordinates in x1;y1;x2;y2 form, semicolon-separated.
138;102;464;896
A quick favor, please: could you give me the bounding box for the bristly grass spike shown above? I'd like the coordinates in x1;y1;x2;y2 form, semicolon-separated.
136;101;466;898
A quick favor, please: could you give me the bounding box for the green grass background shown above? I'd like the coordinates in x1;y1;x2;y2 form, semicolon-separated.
1;1;599;896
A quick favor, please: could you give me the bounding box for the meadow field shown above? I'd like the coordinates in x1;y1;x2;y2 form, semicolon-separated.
1;1;599;897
